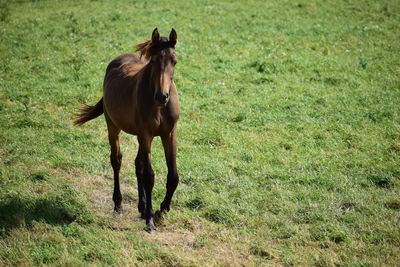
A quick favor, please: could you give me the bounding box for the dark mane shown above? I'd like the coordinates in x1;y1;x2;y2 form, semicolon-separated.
135;40;153;59
135;37;173;60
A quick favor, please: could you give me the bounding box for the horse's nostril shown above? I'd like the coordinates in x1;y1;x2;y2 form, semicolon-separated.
156;92;169;104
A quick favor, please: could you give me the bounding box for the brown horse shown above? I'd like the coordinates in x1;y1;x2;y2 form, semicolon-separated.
74;28;179;232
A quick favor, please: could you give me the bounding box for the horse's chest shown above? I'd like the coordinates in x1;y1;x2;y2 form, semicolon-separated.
146;115;175;136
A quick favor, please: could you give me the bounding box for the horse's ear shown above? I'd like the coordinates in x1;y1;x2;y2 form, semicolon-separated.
169;28;177;47
152;28;160;42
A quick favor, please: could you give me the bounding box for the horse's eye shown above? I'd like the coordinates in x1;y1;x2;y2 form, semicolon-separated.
172;60;177;66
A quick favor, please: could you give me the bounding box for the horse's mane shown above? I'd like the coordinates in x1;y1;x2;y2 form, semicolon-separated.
135;40;153;60
135;37;173;60
121;62;146;77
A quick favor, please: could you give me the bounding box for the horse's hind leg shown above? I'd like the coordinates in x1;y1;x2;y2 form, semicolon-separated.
105;115;122;213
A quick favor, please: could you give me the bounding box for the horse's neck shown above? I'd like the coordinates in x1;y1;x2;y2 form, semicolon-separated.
136;62;158;112
136;62;152;94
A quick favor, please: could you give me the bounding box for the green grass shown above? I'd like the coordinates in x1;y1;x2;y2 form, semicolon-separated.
1;0;399;265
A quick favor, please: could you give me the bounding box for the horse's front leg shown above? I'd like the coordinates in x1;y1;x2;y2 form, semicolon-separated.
136;134;156;232
159;129;179;214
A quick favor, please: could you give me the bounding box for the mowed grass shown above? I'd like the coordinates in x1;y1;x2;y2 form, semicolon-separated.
1;0;399;265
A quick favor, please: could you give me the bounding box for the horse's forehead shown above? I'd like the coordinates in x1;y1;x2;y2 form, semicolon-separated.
155;37;172;51
160;48;175;57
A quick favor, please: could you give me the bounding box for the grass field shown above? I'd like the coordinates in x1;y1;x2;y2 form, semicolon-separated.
1;0;399;266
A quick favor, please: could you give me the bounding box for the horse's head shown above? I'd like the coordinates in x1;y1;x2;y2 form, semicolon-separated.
136;28;177;107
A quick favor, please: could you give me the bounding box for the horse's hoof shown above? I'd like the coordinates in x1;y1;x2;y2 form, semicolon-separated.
160;202;170;212
146;227;156;234
114;206;123;215
154;210;164;224
145;222;156;233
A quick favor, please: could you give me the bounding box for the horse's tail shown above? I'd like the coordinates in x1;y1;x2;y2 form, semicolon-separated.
73;98;104;126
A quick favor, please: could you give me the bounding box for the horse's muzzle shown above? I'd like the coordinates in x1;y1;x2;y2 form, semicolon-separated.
155;92;169;106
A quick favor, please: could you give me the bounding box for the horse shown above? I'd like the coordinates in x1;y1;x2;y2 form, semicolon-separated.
74;28;180;232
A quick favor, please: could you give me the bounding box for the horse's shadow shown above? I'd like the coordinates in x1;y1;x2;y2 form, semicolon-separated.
0;195;79;235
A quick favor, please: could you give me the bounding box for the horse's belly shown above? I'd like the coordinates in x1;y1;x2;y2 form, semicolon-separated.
103;96;137;135
105;107;137;135
117;118;138;135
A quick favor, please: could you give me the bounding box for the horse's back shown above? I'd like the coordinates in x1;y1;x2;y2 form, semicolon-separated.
105;54;145;75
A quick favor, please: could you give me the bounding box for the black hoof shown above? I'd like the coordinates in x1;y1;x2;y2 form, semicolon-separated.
145;221;156;233
154;210;164;224
160;202;170;213
114;206;123;215
154;213;164;224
